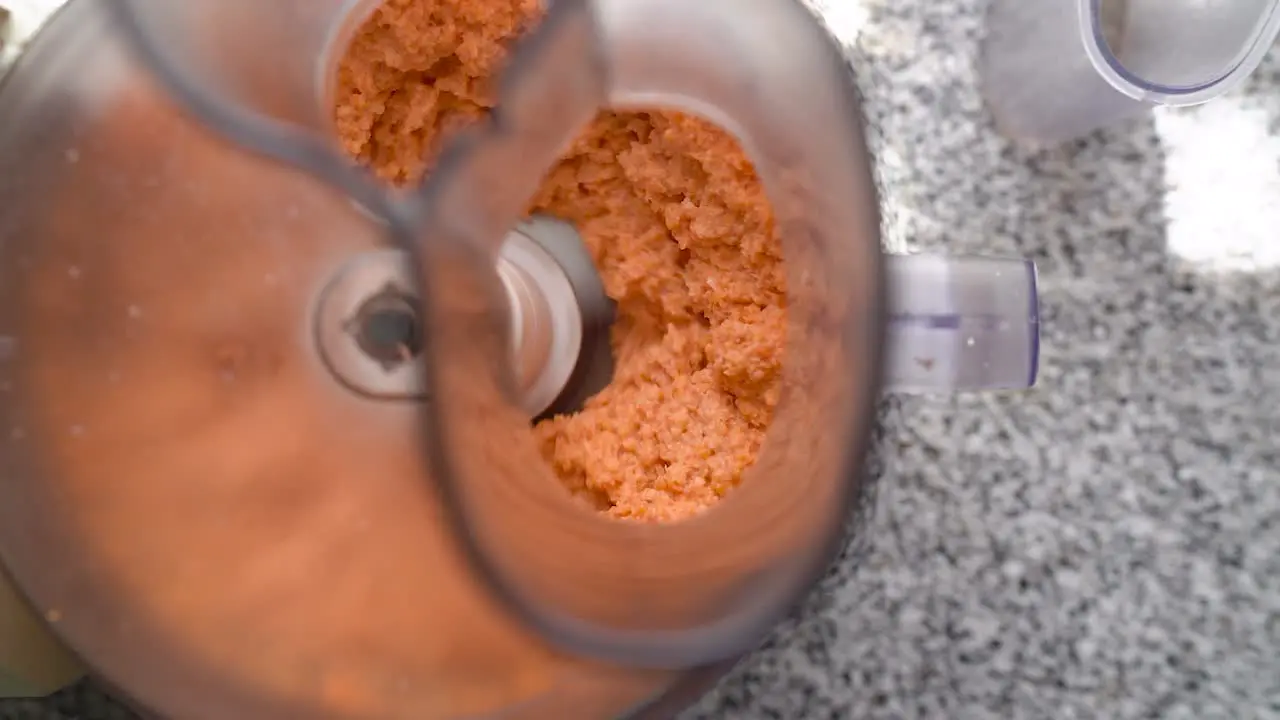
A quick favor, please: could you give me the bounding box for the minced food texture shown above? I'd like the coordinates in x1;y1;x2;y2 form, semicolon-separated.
334;0;786;522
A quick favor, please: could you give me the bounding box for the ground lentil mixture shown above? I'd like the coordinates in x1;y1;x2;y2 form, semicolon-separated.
334;0;786;522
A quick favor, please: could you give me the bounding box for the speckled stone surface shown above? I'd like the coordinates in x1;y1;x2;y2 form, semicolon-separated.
6;0;1280;718
677;0;1280;717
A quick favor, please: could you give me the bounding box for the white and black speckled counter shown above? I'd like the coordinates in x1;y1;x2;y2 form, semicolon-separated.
681;1;1280;718
5;0;1280;719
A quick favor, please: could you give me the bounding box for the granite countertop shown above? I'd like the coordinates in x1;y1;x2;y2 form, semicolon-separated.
6;0;1280;718
680;0;1280;717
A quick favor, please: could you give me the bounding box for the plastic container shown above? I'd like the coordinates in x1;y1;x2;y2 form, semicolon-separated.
981;0;1280;144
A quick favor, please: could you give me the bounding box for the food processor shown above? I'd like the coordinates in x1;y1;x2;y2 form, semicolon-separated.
0;0;1041;717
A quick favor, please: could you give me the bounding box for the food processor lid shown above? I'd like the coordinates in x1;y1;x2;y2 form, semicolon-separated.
1;4;882;716
1078;0;1280;106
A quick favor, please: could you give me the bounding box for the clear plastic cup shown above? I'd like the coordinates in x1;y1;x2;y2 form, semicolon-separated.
981;0;1280;144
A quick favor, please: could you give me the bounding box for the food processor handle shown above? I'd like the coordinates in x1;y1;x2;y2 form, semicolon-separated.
883;254;1040;391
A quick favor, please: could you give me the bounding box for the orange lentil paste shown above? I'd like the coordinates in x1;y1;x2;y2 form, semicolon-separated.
334;0;785;522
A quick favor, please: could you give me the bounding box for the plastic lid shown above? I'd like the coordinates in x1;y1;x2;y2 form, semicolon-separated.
1079;0;1280;106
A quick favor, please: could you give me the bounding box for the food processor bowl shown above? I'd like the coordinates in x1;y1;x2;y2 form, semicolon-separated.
0;0;1038;717
93;0;887;671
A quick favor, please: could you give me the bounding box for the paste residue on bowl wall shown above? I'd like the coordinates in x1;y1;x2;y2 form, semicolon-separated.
333;0;786;522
